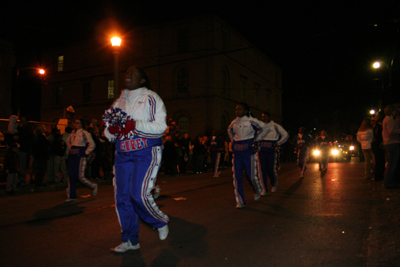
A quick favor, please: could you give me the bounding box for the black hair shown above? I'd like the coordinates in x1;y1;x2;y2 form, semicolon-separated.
78;118;86;130
130;66;151;89
263;111;271;118
65;126;72;133
238;102;253;117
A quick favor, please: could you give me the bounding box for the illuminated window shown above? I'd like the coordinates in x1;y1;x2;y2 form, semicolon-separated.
107;80;115;99
57;55;64;72
178;115;189;134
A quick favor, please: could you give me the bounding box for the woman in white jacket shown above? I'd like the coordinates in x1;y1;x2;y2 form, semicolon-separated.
357;118;375;179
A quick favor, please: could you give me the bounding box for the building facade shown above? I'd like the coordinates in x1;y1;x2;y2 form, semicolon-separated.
41;15;282;137
0;39;15;120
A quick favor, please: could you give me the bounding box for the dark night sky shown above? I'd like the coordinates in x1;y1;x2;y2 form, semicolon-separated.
2;1;400;135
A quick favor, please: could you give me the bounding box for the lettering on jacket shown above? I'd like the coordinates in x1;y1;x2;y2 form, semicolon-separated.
233;144;249;151
120;138;148;152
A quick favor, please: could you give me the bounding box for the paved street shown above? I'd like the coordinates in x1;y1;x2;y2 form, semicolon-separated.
1;160;399;267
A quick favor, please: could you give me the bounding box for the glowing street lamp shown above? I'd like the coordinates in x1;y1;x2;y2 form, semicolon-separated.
372;61;392;111
370;109;375;115
111;37;121;97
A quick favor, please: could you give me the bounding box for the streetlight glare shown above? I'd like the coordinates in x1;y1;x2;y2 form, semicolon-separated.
373;62;381;69
39;69;45;74
111;37;121;46
370;109;375;115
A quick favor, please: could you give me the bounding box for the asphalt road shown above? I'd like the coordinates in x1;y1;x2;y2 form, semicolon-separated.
1;160;399;267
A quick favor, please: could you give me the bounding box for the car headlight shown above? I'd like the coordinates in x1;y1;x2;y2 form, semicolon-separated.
313;150;320;156
331;149;339;155
349;146;354;151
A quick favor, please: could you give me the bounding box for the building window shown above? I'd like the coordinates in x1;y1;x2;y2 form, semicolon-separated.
55;86;63;105
178;115;189;134
177;29;189;53
177;69;189;94
82;82;91;102
57;55;64;72
107;80;115;99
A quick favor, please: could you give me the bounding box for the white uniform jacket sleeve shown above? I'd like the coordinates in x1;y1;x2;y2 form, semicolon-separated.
251;117;270;141
275;123;289;146
134;94;167;139
83;131;95;155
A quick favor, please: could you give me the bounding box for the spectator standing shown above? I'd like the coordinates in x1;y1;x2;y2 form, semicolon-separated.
16;117;32;187
382;105;400;188
192;136;204;174
87;127;103;180
62;126;72;170
357;118;375;180
163;135;177;175
179;133;191;173
50;128;68;183
32;124;50;187
4;143;20;194
372;112;385;181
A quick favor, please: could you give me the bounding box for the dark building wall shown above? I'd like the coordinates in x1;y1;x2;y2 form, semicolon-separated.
40;15;282;138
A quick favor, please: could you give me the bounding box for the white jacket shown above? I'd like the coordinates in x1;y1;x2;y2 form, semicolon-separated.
67;129;95;155
228;115;270;142
262;120;289;146
357;129;373;150
104;87;167;142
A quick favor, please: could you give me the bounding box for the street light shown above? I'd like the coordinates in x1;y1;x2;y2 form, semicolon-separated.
372;61;392;111
111;37;121;97
16;67;45;117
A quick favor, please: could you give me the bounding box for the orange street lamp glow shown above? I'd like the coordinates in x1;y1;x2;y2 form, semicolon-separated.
111;37;121;47
39;69;45;74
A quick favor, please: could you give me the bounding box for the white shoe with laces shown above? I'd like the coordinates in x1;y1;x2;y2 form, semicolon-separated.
112;240;140;253
158;225;169;240
254;193;261;201
236;203;245;209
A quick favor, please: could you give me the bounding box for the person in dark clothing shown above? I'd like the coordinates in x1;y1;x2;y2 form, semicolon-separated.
192;136;205;174
50;129;68;183
205;130;225;177
372;112;385;181
32;124;50;187
4;143;20;194
16;117;33;187
163;135;177;175
88;127;103;180
179;133;191;173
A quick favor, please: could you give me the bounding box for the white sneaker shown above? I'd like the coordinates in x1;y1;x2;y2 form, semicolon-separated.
92;184;98;196
158;225;169;240
254;193;261;201
236;203;245;209
271;186;277;193
65;198;77;202
112;240;140;253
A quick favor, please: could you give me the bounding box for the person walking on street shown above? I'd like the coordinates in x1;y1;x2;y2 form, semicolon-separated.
315;130;332;173
66;118;98;202
258;112;288;195
293;127;313;178
228;102;270;209
103;66;169;252
205;130;225;177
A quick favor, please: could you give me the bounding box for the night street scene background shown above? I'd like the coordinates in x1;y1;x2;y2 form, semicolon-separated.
2;0;400;138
